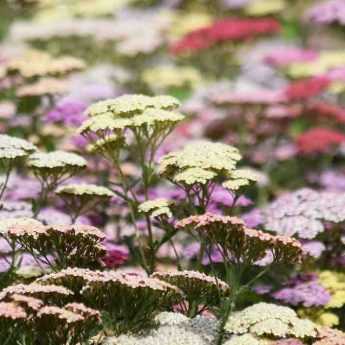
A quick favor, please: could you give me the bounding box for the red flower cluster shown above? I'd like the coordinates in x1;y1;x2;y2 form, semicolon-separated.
306;101;345;124
296;128;345;154
284;77;330;102
170;18;281;55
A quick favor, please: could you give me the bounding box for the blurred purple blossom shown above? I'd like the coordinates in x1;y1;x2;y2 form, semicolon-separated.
253;284;272;295
45;98;87;127
4;175;40;201
0;201;33;219
37;208;72;225
318;170;345;191
306;0;345;26
102;241;129;268
0;258;11;273
221;0;251;9
242;208;264;228
302;240;326;258
272;279;331;307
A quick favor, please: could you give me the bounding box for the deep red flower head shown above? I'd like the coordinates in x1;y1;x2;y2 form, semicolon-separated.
284;77;330;102
170;18;281;55
102;243;129;268
296;128;345;154
306;101;345;124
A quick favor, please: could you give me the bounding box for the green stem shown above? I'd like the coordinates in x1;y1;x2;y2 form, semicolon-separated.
112;157;150;273
216;265;272;345
217;294;236;345
0;163;12;201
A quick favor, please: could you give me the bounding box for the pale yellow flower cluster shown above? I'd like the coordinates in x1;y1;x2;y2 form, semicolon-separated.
139;198;173;218
319;271;345;309
244;0;286;16
56;184;114;198
159;140;258;190
0;134;37;161
5;50;85;79
225;303;317;340
79;94;184;161
142;65;203;92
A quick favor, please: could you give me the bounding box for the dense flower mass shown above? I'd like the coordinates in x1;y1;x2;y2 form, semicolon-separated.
305;102;345;124
1;1;345;344
306;0;345;26
284;77;330;102
272;276;331;307
225;303;317;338
170;18;281;55
177;213;304;264
296;128;345;154
262;188;345;238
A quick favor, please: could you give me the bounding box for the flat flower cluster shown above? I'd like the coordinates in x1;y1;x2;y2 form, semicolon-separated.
1;0;345;344
170;18;281;55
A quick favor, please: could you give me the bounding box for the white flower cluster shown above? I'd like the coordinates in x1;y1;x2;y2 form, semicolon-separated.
103;312;219;345
225;303;317;339
0;134;37;161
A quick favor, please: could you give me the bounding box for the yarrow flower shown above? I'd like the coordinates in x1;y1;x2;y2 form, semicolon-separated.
28;151;87;189
313;326;345;345
79;94;184;163
102;242;128;268
244;0;286;16
318;271;345;309
8;221;106;270
5;50;85;79
0;135;36;200
224;333;263;345
0;301;27;319
305;102;345;124
0;284;101;345
103;311;218;345
264;47;318;67
56;183;114;198
159;141;257;194
262;188;345;239
284;77;330;102
35;269;182;335
152;270;230;313
306;0;345;26
16;78;68;98
28;151;87;173
80;271;183;334
0;134;37;161
170;18;281;55
36;267;104;294
225;303;317;339
0;134;37;199
139;198;173;218
56;183;115;221
296;128;345;154
45;98;87;127
176;213;304;265
0;283;73;305
272;276;331;307
142;65;202;92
